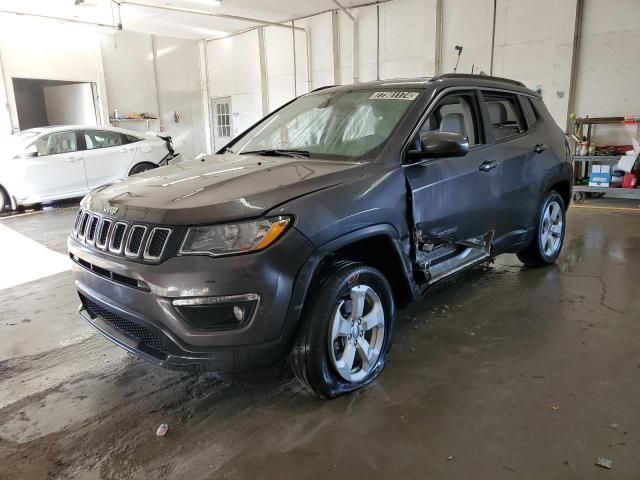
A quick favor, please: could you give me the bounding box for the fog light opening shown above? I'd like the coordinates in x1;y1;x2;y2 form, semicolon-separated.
233;305;244;322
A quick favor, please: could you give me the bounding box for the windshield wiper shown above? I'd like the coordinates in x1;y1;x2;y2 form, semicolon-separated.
240;149;310;158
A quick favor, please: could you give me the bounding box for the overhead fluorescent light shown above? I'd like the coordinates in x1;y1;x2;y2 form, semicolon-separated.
173;0;222;6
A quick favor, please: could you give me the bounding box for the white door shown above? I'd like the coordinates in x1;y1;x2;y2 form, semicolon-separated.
26;130;87;199
82;129;136;189
211;97;233;151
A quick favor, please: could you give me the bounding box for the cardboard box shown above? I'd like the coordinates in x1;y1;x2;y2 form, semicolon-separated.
589;164;611;187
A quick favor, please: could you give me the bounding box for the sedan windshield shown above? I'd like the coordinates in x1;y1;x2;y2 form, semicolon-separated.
229;90;421;160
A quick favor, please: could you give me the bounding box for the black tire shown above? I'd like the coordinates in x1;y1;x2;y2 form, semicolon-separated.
290;261;395;399
129;162;158;176
517;191;566;266
0;187;8;212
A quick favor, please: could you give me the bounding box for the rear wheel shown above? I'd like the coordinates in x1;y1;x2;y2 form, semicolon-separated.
290;262;394;399
0;187;8;212
129;162;158;176
517;191;566;266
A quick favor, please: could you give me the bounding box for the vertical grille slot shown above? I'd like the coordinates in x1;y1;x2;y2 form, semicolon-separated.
96;219;112;249
78;212;91;239
109;222;127;253
144;228;171;260
73;209;84;234
125;225;147;257
86;216;99;243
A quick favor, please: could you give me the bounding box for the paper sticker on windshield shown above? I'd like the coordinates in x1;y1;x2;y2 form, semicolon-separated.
369;91;419;101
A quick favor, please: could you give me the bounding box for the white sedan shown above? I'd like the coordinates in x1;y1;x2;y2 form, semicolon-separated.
0;125;179;211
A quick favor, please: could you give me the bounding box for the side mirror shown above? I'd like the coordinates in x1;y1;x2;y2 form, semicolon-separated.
23;145;38;158
406;131;469;162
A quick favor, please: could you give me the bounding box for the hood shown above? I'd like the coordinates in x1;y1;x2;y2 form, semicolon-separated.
82;153;363;225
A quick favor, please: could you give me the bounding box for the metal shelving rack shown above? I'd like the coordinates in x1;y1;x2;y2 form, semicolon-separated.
571;116;640;201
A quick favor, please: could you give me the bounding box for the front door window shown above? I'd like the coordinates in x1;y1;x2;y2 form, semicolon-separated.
32;131;78;156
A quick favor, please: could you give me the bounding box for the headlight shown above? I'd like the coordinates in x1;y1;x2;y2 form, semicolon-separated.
180;216;290;256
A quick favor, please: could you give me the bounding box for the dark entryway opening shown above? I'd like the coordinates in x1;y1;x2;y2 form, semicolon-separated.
13;78;98;130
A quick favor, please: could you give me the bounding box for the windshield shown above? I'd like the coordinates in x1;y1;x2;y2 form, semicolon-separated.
229;90;421;160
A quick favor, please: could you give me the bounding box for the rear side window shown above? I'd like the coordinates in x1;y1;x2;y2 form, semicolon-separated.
84;130;124;150
419;93;482;146
481;92;526;141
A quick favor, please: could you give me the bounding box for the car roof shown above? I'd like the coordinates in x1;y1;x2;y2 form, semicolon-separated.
309;74;540;98
20;125;152;137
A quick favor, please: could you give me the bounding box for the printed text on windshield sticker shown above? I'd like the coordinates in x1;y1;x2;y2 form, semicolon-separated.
369;91;419;100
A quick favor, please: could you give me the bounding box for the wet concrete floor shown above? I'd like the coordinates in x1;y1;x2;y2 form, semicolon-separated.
0;202;639;479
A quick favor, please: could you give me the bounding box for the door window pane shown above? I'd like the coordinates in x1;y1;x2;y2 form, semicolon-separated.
482;93;526;140
419;94;480;146
84;130;124;150
33;131;78;156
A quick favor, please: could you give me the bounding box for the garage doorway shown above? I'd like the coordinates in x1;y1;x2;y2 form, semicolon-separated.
210;97;233;151
12;78;98;130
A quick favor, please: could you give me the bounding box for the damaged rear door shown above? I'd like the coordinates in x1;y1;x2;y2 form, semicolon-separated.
403;90;500;280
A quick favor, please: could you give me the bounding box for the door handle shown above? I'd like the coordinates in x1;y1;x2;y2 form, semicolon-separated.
65;157;78;162
534;143;547;154
119;148;128;153
479;159;498;172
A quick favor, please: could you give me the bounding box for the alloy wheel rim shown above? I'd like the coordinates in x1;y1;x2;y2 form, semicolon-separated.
328;284;385;383
541;200;563;257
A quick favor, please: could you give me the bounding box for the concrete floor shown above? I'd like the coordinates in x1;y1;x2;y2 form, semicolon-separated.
0;201;639;479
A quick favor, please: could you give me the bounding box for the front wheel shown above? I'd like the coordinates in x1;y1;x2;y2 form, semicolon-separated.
0;187;8;213
290;262;395;399
517;191;566;266
129;162;158;176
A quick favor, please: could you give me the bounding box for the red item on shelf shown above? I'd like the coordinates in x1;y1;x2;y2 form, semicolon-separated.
622;173;637;189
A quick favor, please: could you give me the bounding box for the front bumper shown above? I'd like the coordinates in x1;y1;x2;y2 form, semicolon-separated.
69;227;315;372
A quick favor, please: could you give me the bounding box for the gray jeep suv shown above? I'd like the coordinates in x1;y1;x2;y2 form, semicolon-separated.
68;74;572;398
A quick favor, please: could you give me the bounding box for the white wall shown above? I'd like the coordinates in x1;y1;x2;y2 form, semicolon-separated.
100;31;206;159
43;84;97;126
441;0;493;75
100;32;158;123
206;30;263;147
0;16;108;137
574;0;640;145
379;0;437;79
492;0;577;127
154;36;206;160
265;26;296;112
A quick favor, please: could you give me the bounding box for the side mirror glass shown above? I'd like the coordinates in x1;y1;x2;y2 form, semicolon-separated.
406;131;469;162
23;145;39;157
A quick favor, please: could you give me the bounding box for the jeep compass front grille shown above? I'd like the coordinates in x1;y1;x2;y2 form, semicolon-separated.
71;208;172;263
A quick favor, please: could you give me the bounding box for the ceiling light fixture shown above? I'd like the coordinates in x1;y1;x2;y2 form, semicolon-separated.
185;0;222;6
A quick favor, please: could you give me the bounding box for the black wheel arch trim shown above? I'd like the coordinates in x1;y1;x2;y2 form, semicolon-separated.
0;184;16;210
281;224;418;348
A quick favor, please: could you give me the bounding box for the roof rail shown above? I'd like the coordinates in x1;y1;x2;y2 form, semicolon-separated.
431;73;526;87
310;85;338;92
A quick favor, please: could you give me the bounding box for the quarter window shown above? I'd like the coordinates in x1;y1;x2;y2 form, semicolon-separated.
84;130;124;150
32;131;78;156
123;134;142;144
520;96;539;128
481;92;526;141
419;93;481;146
